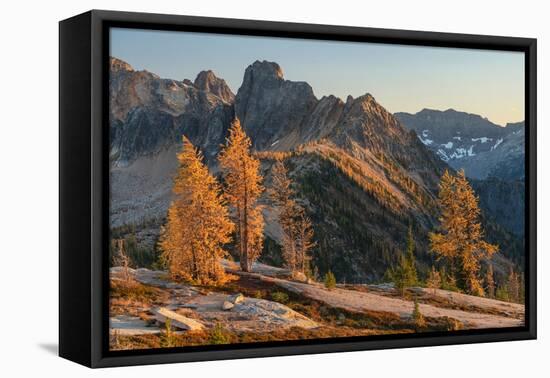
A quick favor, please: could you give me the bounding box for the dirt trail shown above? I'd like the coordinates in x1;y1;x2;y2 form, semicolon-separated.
411;287;525;319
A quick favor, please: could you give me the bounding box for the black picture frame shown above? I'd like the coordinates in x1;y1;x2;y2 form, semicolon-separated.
59;9;537;368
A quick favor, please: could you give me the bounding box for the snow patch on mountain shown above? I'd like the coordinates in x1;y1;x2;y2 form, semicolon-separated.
450;148;467;159
437;149;450;161
472;137;492;143
491;138;503;151
417;130;434;146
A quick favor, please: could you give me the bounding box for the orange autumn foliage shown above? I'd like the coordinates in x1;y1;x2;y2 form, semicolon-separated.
159;136;234;285
429;170;498;296
219;119;264;272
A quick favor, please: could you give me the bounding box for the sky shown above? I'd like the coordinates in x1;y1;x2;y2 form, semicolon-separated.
111;28;525;126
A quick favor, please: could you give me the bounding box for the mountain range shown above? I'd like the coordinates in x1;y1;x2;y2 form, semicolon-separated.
109;57;524;282
395;109;525;181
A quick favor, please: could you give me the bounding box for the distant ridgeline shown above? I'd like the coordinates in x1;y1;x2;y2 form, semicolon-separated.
109;57;525;286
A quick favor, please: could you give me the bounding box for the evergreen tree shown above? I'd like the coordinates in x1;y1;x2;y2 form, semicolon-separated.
390;252;416;296
324;270;336;290
159;136;234;285
412;298;426;330
219;118;264;272
406;225;418;284
429;170;498;296
519;272;525;304
389;228;418;296
438;266;459;292
507;267;520;303
485;263;496;299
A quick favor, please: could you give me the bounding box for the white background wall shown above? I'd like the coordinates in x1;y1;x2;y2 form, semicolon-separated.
0;0;546;376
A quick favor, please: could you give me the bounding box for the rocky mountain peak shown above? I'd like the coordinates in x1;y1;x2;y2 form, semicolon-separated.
246;60;285;81
235;61;317;149
343;93;394;123
356;93;375;102
353;93;379;109
193;70;235;103
505;121;525;134
110;57;134;72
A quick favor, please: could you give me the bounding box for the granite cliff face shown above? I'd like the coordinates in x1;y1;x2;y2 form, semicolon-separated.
193;70;235;104
233;61;445;191
235;61;319;150
109;57;234;165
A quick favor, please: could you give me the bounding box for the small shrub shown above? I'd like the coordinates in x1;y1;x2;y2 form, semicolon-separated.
270;291;289;304
324;271;336;290
388;252;416;296
412;299;426;330
254;290;264;299
426;266;442;295
110;280;159;302
440;270;460;292
111;330;120;349
209;323;229;345
496;285;510;302
441;317;463;331
160;319;177;348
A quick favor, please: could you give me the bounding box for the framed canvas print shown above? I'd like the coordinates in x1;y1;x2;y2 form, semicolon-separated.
59;10;536;368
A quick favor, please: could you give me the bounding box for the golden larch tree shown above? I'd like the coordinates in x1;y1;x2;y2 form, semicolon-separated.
158;136;234;285
269;159;315;276
429;169;498;296
218;119;264;272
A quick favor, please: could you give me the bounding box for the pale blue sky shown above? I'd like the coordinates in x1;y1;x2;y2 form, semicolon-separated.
111;28;525;126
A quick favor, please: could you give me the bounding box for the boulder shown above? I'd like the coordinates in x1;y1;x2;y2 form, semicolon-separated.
152;307;205;331
230;293;245;304
222;301;234;310
292;271;308;282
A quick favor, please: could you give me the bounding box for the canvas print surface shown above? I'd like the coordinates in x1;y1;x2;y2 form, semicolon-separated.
108;28;526;351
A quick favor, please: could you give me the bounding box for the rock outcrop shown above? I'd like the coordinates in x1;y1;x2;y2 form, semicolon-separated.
235;60;318;150
193;70;235;104
152;307;205;330
109;57;234;165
